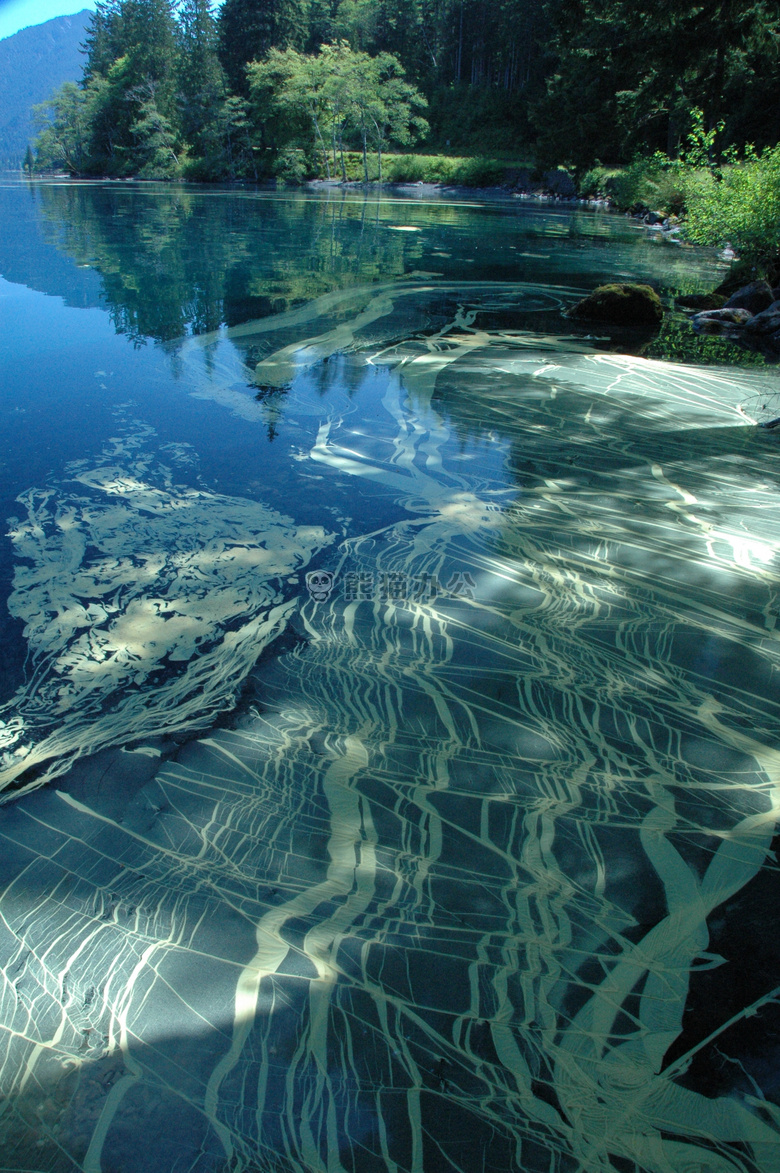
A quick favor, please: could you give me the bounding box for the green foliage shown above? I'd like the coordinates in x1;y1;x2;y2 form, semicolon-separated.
218;0;309;95
607;155;692;215
534;0;780;170
685;145;780;262
177;0;227;159
642;314;766;366
381;152;453;181
33;82;94;175
578;164;621;198
446;157;509;187
274;146;311;184
683;106;724;169
31;0;779;194
424;85;528;153
366;152;523;185
129;90;181;177
248;41;427;183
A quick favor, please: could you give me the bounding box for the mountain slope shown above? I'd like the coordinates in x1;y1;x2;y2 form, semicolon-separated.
0;10;91;165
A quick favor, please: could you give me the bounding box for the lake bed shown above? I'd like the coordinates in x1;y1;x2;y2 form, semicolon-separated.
1;180;779;1173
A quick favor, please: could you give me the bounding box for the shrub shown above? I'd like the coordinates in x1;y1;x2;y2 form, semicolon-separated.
579;164;618;197
607;153;692;214
684;145;780;262
453;157;508;187
274;147;311;185
383;153;431;182
380;153;517;186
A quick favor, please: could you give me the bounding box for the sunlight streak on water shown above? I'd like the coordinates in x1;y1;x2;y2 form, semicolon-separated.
1;188;779;1172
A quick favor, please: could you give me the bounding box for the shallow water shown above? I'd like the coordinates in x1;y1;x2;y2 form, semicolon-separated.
0;180;779;1173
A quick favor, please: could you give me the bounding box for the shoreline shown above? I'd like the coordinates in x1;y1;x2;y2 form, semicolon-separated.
9;168;614;210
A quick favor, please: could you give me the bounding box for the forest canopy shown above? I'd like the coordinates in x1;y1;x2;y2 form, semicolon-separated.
32;0;780;183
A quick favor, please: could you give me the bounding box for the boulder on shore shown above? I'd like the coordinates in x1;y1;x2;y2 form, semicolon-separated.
745;301;780;335
689;286;780;362
568;283;663;326
723;279;775;315
691;307;753;334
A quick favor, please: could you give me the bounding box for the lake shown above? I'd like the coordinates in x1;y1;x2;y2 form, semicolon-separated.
1;179;779;1173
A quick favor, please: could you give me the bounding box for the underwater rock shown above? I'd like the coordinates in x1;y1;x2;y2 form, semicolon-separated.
568;283;663;326
0;427;335;796
712;261;761;297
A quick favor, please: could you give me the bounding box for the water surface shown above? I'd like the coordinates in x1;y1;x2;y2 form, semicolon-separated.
0;180;779;1173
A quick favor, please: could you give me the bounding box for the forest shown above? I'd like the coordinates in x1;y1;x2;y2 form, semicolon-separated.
31;2;780;220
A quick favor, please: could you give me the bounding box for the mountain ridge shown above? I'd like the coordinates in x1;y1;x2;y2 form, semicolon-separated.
0;10;91;165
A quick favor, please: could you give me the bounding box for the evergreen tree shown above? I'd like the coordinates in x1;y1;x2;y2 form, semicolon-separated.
80;0;182;175
177;0;227;157
218;0;310;95
534;0;780;168
82;0;124;81
118;0;179;115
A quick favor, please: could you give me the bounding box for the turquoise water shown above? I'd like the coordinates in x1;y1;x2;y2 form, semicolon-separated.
0;179;779;1173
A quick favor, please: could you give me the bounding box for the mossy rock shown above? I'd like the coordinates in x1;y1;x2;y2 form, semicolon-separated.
675;292;727;311
569;283;663;326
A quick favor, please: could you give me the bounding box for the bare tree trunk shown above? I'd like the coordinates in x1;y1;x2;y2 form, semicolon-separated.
422;21;437;70
338;122;347;182
370;118;383;183
310;107;331;179
708;38;725;164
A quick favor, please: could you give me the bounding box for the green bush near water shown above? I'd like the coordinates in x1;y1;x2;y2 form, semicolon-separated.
609;156;694;215
382;154;522;186
296;151;530;186
579;155;701;215
683;146;780;263
582;113;780;269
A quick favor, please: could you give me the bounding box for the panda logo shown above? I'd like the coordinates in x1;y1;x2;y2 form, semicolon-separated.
305;570;335;602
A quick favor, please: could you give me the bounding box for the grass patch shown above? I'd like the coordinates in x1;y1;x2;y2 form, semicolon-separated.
642;314;766;366
306;151;532;187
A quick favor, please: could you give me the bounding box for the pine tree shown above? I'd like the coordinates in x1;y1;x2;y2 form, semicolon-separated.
218;0;310;95
82;0;124;81
177;0;227;156
120;0;179;115
80;0;182;174
533;0;780;168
